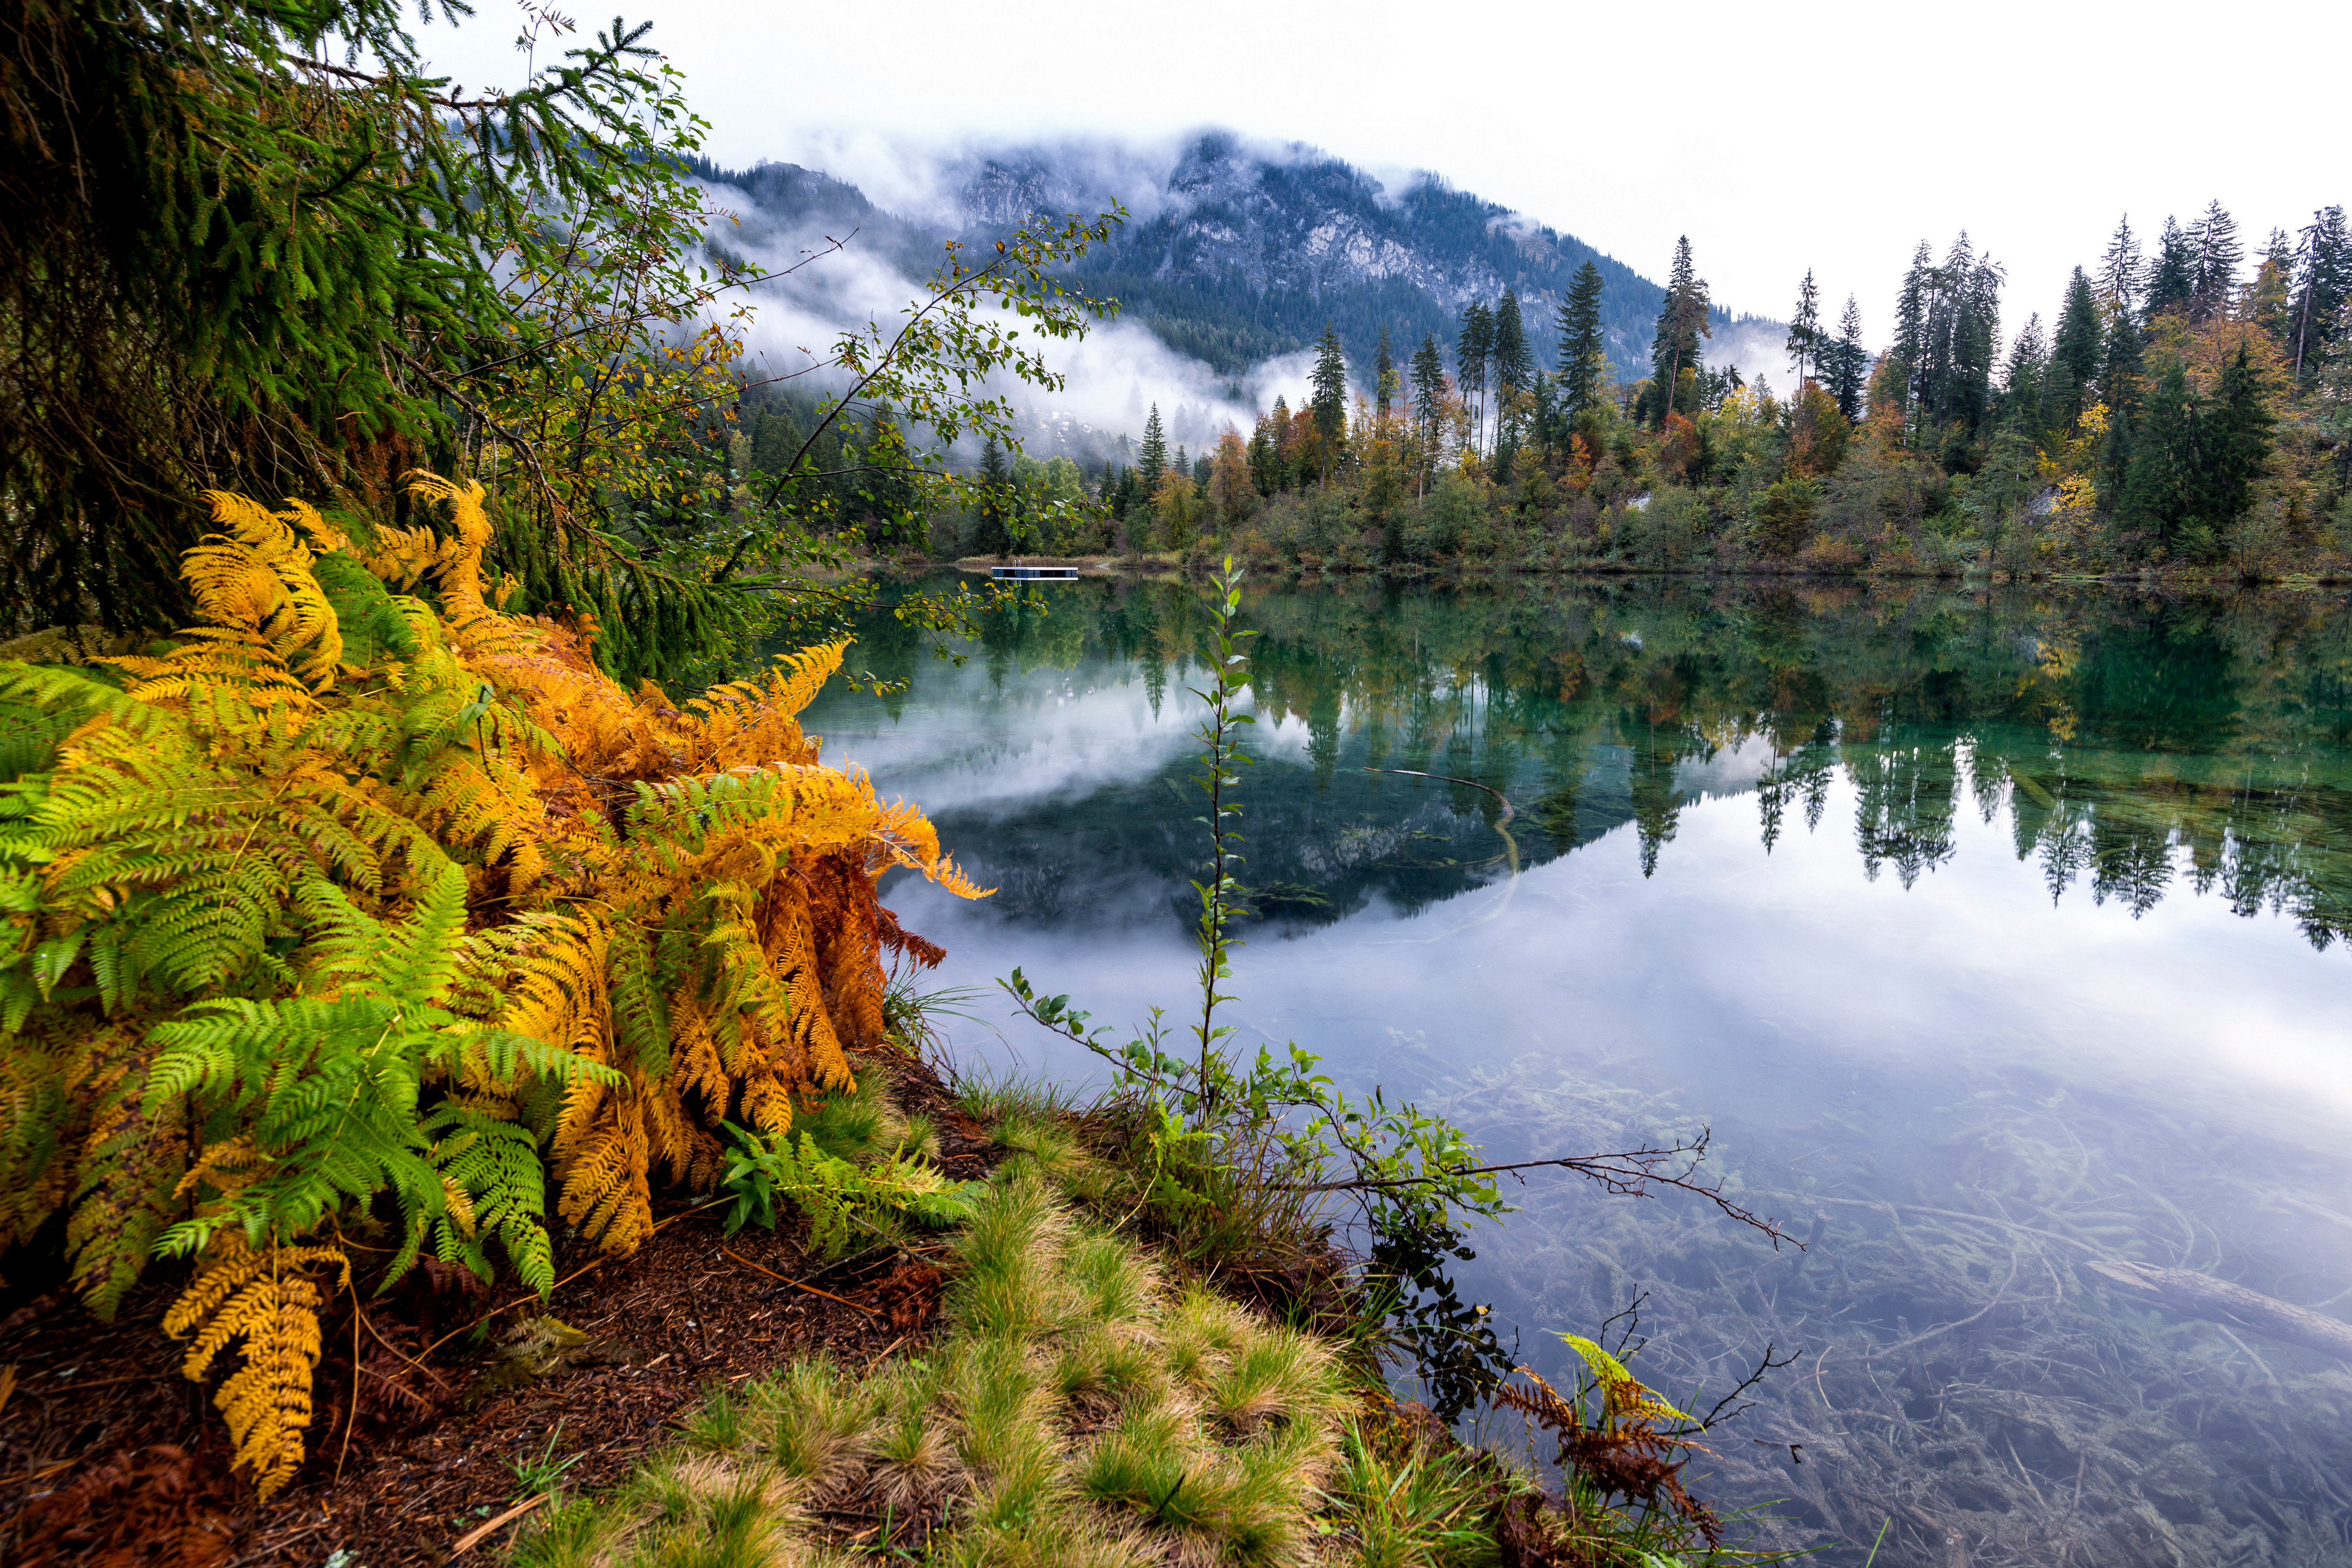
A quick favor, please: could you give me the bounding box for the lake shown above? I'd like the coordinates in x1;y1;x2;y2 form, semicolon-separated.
798;573;2352;1568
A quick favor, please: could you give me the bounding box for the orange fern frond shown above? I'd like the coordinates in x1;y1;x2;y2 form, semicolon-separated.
163;1237;351;1500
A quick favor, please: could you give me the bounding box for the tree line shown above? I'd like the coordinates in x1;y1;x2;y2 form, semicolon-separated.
944;199;2351;580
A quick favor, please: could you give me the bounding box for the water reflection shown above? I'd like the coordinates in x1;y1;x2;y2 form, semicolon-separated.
800;576;2352;1568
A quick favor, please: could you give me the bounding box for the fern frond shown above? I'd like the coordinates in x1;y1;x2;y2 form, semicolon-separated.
163;1236;350;1500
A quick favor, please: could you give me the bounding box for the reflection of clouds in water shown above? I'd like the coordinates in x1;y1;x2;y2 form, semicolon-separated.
893;748;2352;1140
819;673;1196;818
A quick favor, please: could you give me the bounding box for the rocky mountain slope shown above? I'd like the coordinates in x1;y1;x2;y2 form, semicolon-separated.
696;131;1779;392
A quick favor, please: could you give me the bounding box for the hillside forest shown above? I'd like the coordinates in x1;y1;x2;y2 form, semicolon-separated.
758;208;2352;582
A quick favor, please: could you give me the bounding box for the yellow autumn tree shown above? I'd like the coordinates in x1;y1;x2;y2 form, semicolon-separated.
0;475;985;1498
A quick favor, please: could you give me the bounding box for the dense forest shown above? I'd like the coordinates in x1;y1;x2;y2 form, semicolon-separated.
876;208;2352;583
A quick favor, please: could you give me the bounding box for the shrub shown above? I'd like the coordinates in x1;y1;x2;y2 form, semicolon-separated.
0;475;984;1495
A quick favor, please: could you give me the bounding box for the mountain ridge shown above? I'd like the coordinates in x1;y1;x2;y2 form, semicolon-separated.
694;131;1783;397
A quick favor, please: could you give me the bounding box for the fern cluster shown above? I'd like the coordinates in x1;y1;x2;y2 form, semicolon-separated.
0;476;984;1497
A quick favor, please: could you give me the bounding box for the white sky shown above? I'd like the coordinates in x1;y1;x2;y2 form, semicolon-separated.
413;0;2345;362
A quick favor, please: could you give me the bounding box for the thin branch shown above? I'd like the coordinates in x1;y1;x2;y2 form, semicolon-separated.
1283;1135;1796;1247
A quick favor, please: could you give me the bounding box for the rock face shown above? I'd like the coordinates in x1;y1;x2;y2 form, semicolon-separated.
695;131;1774;379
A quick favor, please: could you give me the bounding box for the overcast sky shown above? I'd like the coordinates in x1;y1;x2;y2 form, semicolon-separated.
415;0;2342;360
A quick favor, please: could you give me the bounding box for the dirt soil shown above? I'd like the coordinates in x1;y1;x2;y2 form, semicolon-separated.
0;1053;998;1568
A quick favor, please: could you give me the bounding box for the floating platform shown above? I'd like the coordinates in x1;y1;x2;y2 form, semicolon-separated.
990;565;1081;581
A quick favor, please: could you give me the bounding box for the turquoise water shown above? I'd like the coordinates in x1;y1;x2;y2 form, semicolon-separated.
800;576;2352;1568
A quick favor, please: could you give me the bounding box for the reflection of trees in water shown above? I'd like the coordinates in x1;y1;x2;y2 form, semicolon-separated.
826;577;2352;943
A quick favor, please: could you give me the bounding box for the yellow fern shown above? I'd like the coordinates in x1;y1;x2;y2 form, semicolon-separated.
0;471;987;1498
163;1237;351;1500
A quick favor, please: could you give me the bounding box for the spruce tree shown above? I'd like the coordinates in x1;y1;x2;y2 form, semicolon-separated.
1556;261;1607;420
2098;215;2143;313
1409;333;1448;490
1456;302;1494;456
1787;269;1822;387
1374;324;1398;424
1825;295;1868;422
2001;313;2048;442
1890;241;1935;438
2120;361;2195;550
2207;343;2275;529
2144;217;2196;322
1138;404;1168;496
1645;237;1710;427
973;436;1013;557
2291;205;2352;386
2045;268;2104;431
1310;323;1349;487
1492;288;1533;458
2119;345;2271;560
2188;200;2242;324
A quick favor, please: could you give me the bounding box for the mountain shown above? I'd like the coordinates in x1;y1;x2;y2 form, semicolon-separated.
693;131;1781;411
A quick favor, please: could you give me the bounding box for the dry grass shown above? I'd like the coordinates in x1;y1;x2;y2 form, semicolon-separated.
513;1168;1368;1567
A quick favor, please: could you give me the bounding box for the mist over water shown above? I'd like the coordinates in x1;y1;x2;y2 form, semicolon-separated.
800;575;2352;1568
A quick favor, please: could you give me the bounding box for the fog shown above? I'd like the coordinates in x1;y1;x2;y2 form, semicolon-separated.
693;157;1323;458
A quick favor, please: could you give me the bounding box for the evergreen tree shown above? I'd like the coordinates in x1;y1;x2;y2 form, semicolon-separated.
2209;343;2276;527
1889;241;1935;432
1555;261;1607;420
1786;269;1822;387
1645;236;1710;428
2144;216;2196;321
2097;214;2143;314
2291;205;2352;386
2001;313;2048;441
1310;323;1349;487
2045;268;2105;431
2188;200;2242;324
1905;233;2000;459
1409;333;1448;490
972;436;1013;557
1824;295;1868;422
1456;301;1495;456
1491;288;1533;459
1138;404;1168;496
749;406;807;475
1374;325;1399;424
2120;345;2274;558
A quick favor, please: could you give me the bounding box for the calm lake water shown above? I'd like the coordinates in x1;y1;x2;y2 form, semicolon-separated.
798;574;2352;1568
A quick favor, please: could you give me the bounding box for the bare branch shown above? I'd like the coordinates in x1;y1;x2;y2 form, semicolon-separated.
1283;1131;1797;1247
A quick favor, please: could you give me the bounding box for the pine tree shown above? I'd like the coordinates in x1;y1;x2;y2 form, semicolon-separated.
1456;302;1494;457
1310;323;1349;487
1889;241;1935;436
2208;343;2276;528
1409;333;1448;492
1556;261;1607;420
1825;295;1867;422
2044;268;2105;432
1645;237;1710;428
2097;215;2143;313
2120;345;2273;559
2291;205;2352;386
2001;313;2048;441
2188;200;2242;324
2143;216;2196;322
1787;269;1822;387
1491;288;1533;460
1138;404;1168;497
972;436;1012;557
1374;325;1398;424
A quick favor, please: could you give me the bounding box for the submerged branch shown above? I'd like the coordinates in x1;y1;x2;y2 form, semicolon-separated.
1284;1131;1796;1247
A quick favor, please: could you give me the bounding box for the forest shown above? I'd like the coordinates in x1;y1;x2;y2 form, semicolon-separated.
849;208;2352;584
